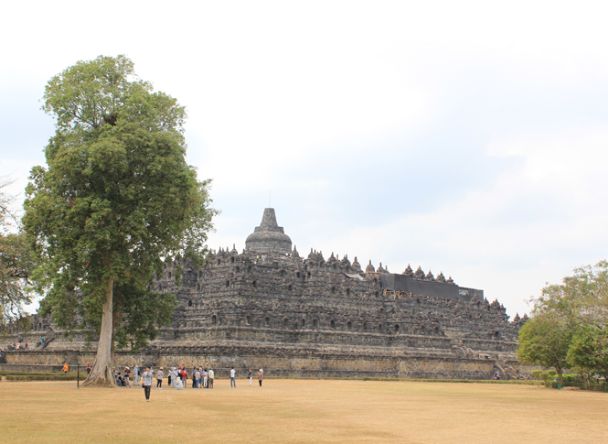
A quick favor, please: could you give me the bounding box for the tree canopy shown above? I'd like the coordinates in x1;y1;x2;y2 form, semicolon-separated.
23;55;214;385
567;324;608;380
0;183;32;325
518;261;608;385
517;312;573;381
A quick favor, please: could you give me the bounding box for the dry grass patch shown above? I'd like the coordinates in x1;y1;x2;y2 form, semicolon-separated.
0;379;606;443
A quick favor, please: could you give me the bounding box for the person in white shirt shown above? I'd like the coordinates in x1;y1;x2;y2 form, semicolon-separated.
170;368;180;388
142;367;153;401
174;369;184;389
208;368;215;388
230;367;236;388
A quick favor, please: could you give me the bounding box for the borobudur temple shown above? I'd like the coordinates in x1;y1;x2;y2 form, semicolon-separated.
1;208;528;379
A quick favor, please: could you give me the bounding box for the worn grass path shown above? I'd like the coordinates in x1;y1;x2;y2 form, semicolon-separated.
0;379;606;443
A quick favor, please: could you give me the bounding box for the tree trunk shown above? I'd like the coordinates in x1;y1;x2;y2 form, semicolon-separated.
555;366;564;386
83;278;115;387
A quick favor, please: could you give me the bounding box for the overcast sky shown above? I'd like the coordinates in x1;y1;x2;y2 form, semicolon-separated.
2;1;608;317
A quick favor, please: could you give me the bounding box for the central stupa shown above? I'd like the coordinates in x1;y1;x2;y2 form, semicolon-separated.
245;208;292;254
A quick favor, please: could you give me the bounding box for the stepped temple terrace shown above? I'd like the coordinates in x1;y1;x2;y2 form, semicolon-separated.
1;208;528;379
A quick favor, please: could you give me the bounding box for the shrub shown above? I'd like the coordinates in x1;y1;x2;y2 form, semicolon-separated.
1;371;77;381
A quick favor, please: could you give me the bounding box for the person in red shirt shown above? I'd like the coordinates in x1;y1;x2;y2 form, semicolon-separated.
180;367;188;388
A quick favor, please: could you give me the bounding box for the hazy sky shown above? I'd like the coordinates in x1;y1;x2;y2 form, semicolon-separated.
2;1;608;317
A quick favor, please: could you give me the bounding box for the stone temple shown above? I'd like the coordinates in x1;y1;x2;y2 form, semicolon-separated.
1;208;527;379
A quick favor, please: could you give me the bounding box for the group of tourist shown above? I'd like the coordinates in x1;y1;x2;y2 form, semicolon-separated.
4;336;48;350
6;341;29;350
110;365;265;401
113;366;131;386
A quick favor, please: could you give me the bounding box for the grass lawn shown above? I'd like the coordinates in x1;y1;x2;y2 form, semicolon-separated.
0;379;606;443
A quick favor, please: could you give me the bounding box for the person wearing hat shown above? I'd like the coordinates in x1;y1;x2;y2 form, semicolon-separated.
156;367;164;388
124;366;131;387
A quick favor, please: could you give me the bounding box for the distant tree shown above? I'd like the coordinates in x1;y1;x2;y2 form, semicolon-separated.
0;232;33;324
517;312;573;383
0;183;32;324
519;261;608;385
567;324;608;383
533;261;608;326
23;55;214;386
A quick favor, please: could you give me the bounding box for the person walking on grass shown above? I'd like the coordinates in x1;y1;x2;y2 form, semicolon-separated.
258;368;264;387
202;369;208;388
156;367;164;388
180;366;188;388
208;368;215;389
247;368;253;385
172;368;184;389
230;367;237;388
142;367;153;402
191;368;197;388
194;368;201;388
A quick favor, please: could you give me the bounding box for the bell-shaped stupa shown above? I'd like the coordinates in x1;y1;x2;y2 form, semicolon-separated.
245;208;292;254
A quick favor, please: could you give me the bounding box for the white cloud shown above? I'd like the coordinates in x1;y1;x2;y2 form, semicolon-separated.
314;127;608;316
2;1;608;317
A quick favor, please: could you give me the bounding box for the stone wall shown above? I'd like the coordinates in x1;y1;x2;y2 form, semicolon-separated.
2;345;524;380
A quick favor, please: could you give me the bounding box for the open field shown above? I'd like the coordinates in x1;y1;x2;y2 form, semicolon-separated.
0;379;606;443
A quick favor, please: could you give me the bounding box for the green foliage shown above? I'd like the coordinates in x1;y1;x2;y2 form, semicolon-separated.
520;261;608;389
560;373;579;386
0;371;77;381
23;55;214;348
0;229;33;322
567;324;608;380
533;261;608;325
1;183;33;322
529;370;582;388
112;282;176;351
546;374;580;389
530;369;556;381
517;313;573;380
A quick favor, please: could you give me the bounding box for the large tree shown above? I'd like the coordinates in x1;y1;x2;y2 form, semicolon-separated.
24;55;213;386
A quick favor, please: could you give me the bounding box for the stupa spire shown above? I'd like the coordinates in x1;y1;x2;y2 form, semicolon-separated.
245;208;292;254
